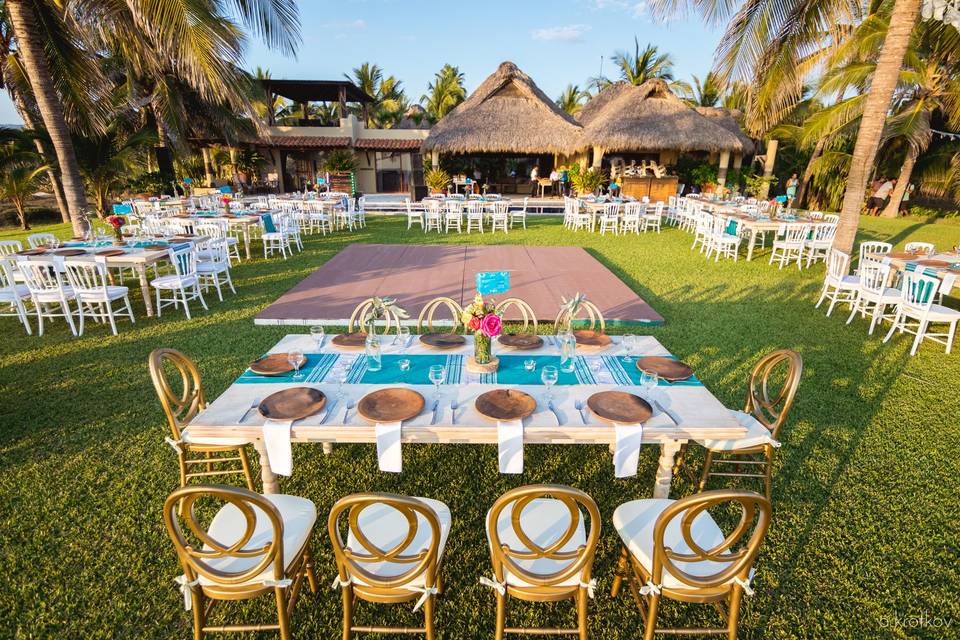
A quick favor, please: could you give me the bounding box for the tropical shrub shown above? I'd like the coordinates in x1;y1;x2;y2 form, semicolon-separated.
322;149;357;173
425;168;452;193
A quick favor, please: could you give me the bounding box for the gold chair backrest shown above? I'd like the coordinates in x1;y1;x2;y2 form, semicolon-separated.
495;297;538;333
745;349;802;440
555;300;605;333
149;348;206;441
328;493;441;590
163;484;285;585
487;484;600;588
417;297;464;333
651;490;770;591
348;298;401;335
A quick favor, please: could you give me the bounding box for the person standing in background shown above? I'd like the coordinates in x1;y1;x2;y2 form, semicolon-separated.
899;182;915;215
867;178;895;215
530;165;539;197
785;173;799;208
559;166;569;196
549;167;559;196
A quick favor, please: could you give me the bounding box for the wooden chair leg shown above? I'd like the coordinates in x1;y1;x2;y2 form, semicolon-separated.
611;545;629;597
424;592;436;640
763;448;773;500
275;587;292;640
192;589;205;640
494;592;507;640
727;589;744;640
577;587;589;640
643;593;661;640
304;544;318;593
698;449;715;492
341;586;353;640
238;446;255;491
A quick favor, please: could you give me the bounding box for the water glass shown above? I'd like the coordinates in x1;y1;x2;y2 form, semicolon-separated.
560;333;576;373
310;325;325;350
621;334;637;362
541;365;559;400
524;359;537;372
288;350;305;380
365;335;382;372
397;326;411;349
639;370;659;391
428;365;446;402
398;358;411;373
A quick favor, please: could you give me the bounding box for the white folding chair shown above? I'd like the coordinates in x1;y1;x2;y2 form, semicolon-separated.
466;201;484;233
0;260;32;334
621;203;642;234
904;241;935;255
815;249;859;316
884;270;960;355
642;202;663;233
803;222;837;267
151;245;208;319
691;211;713;253
598;203;620;235
509;198;528;229
63;258;135;335
16;257;77;336
769;224;810;269
195;220;241;264
707;216;742;261
27;233;57;249
261;213;290;259
846;260;900;335
406;202;425;230
424;201;443;233
196;238;236;302
490;201;509;233
445;201;463;233
858;241;892;271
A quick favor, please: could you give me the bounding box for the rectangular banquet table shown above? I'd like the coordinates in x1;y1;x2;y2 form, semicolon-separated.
705;203;816;261
187;334;745;498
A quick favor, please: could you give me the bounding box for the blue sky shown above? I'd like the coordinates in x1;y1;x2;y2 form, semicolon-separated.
0;0;724;124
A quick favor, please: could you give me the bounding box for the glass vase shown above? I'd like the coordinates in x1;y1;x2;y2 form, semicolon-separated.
365;333;382;372
112;228;125;246
474;331;491;365
560;330;576;373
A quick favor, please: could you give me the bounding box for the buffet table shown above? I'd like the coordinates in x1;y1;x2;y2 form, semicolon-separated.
187;333;744;498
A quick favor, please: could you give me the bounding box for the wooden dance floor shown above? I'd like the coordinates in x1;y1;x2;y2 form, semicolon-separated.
254;244;664;326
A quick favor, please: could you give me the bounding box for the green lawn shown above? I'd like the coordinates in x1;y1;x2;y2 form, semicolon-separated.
2;214;959;639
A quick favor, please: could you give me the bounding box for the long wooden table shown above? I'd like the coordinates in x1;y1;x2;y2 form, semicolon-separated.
187;334;743;498
865;251;960;293
705;203;816;261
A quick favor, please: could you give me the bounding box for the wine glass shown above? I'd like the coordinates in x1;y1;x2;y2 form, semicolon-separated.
428;365;446;402
310;325;325;350
621;334;636;363
541;365;559;400
288;350;305;380
397;326;411;349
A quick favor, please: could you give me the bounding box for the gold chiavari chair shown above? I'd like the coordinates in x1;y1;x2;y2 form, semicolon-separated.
348;298;402;335
495;297;538;333
680;349;802;499
163;485;319;640
482;485;601;640
555;300;605;334
611;490;771;640
148;349;255;503
416;296;464;333
328;493;451;640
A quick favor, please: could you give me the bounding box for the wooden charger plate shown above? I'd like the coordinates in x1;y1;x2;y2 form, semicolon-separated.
53;248;87;257
249;353;300;376
574;330;612;348
142;243;168;251
16;248;47;256
258;388;326;421
420;333;466;349
332;332;368;349
916;259;951;269
636;356;694;382
475;389;536;422
498;333;544;350
889;251;927;260
357;388;425;423
96;249;126;257
587;391;652;424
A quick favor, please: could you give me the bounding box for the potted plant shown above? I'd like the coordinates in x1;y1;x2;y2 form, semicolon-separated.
233;148;265;184
425;168;452;195
569;166;606;197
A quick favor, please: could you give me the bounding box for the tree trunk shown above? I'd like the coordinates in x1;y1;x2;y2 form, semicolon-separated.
759;139;778;200
880;146;918;218
202;147;215;187
796;137;826;209
834;0;921;253
12;93;70;224
152;104;175;180
6;0;87;235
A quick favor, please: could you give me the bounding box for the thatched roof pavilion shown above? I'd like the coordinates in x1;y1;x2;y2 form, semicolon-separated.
695;107;755;155
579;79;745;155
421;61;585;157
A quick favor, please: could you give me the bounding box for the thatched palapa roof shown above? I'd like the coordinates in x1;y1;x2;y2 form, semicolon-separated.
422;61;585;154
695;107;755;155
579;79;745;154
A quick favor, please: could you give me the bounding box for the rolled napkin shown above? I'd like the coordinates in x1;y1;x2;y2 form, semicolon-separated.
262;420;293;476
613;422;644;478
497;419;524;474
375;421;402;473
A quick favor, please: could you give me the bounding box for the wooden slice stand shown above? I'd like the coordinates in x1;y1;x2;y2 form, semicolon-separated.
466;355;500;374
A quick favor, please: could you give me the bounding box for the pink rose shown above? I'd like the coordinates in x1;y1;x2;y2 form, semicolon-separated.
479;313;502;338
469;316;481;330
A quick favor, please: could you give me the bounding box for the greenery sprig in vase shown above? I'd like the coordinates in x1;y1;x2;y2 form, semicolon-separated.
461;294;502;365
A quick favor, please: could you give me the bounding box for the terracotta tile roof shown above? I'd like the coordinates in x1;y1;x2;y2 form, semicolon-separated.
354;138;423;151
264;136;351;149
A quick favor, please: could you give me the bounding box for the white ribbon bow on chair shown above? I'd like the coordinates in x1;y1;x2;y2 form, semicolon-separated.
331;575;352;590
479;576;507;596
262;578;292;589
733;576;755;596
579;579;597;599
164;437;183;455
405;585;439;612
638;581;662;596
174;575;200;610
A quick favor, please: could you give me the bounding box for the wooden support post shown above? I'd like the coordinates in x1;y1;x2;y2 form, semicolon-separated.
717;151;731;188
760;140;778;200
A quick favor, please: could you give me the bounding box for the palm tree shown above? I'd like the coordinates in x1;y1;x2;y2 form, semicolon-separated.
612;38;675;85
685;72;725;107
0;134;48;230
346;62;408;128
75;122;157;216
421;64;466;123
556;84;589;115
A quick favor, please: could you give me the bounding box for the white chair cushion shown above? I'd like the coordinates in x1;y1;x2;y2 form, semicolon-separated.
151;274;198;289
261;232;284;240
695;410;776;451
75;285;129;301
182;431;250;447
199;493;316;587
0;284;30;301
925;304;960;322
826;274;859;288
485;498;586;588
346;497;450;588
613;499;744;591
197;262;228;274
30;286;75;302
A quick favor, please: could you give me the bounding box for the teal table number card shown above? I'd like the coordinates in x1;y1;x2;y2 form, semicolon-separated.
476;271;510;296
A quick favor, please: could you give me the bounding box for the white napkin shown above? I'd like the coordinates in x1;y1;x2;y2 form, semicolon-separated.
777;223;786;235
262;420;293;476
497;419;524;474
375;421;402;473
941;273;956;295
52;255;66;273
613;422;644;478
881;256;892;266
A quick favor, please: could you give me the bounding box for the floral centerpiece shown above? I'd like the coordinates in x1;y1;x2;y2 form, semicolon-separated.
221;195;232;215
105;215;126;245
461;294;502;367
